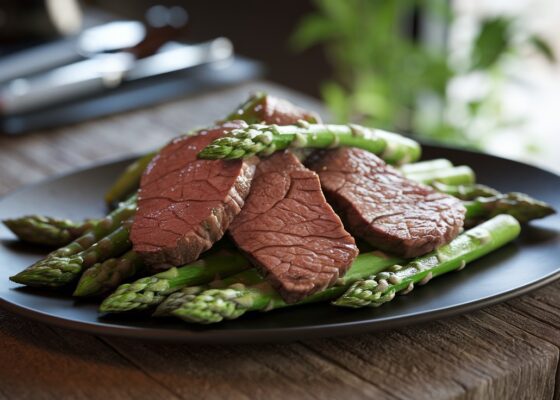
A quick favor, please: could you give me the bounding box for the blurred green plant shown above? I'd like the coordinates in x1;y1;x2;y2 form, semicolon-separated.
292;0;555;147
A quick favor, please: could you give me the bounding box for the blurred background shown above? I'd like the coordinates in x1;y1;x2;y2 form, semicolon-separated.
1;0;559;172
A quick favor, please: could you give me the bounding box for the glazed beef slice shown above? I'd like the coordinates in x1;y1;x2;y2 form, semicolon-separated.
229;151;359;303
231;94;321;125
131;121;258;266
256;95;320;125
308;148;466;258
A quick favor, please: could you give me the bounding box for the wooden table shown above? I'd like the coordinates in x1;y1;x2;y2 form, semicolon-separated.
0;82;558;400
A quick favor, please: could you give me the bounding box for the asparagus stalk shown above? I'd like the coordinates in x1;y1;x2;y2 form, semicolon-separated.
198;123;421;165
160;251;404;324
99;248;252;313
73;250;145;297
465;192;555;224
431;182;500;200
399;158;453;175
3;216;97;247
10;221;133;288
334;215;521;308
4;194;136;251
104;152;156;207
50;195;136;259
404;165;475;185
153;269;265;318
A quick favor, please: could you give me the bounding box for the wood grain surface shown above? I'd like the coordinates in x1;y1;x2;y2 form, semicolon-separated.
0;82;558;400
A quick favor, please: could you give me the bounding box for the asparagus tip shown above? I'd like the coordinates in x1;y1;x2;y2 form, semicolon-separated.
9;256;82;288
99;275;174;314
163;287;252;324
72;275;100;297
197;145;230;159
3;216;74;246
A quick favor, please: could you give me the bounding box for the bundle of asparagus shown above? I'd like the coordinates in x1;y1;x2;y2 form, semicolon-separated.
2;93;555;328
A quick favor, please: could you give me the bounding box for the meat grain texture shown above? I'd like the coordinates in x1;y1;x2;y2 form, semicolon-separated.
252;95;320;125
229;151;359;303
229;94;321;125
131;121;258;266
308;148;466;258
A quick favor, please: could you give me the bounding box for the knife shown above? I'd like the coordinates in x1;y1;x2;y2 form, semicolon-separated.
0;21;146;84
0;38;233;116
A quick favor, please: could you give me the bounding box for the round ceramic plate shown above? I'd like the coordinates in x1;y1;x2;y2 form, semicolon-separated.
0;145;558;343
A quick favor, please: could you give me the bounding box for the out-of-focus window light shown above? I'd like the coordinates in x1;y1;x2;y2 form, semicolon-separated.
449;0;560;172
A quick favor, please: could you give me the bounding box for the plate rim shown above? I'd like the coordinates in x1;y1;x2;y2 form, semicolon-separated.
1;146;559;343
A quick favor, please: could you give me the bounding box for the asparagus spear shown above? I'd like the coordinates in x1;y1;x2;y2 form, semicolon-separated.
10;221;133;288
159;251;404;324
334;215;521;308
4;194;136;250
3;216;96;247
197;123;421;165
431;182;500;200
73;250;145;297
404;165;475;185
104;152;156;207
399;158;453;175
465;192;555;224
153;269;265;318
99;249;252;313
51;195;136;259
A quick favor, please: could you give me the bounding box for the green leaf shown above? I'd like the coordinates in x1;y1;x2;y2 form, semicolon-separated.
290;14;335;51
529;34;556;63
471;17;512;70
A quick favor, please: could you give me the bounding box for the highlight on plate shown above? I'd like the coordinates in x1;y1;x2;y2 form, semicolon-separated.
4;93;555;324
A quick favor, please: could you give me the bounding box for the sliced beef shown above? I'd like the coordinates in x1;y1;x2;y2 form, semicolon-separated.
230;94;321;125
307;148;466;258
131;121;258;266
229;151;359;303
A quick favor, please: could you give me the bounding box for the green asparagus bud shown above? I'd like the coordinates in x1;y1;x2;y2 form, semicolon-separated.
154;269;264;320
3;216;96;246
73;250;145;297
465;192;555;224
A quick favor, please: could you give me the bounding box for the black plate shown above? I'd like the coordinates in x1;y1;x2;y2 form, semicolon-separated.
0;146;559;343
